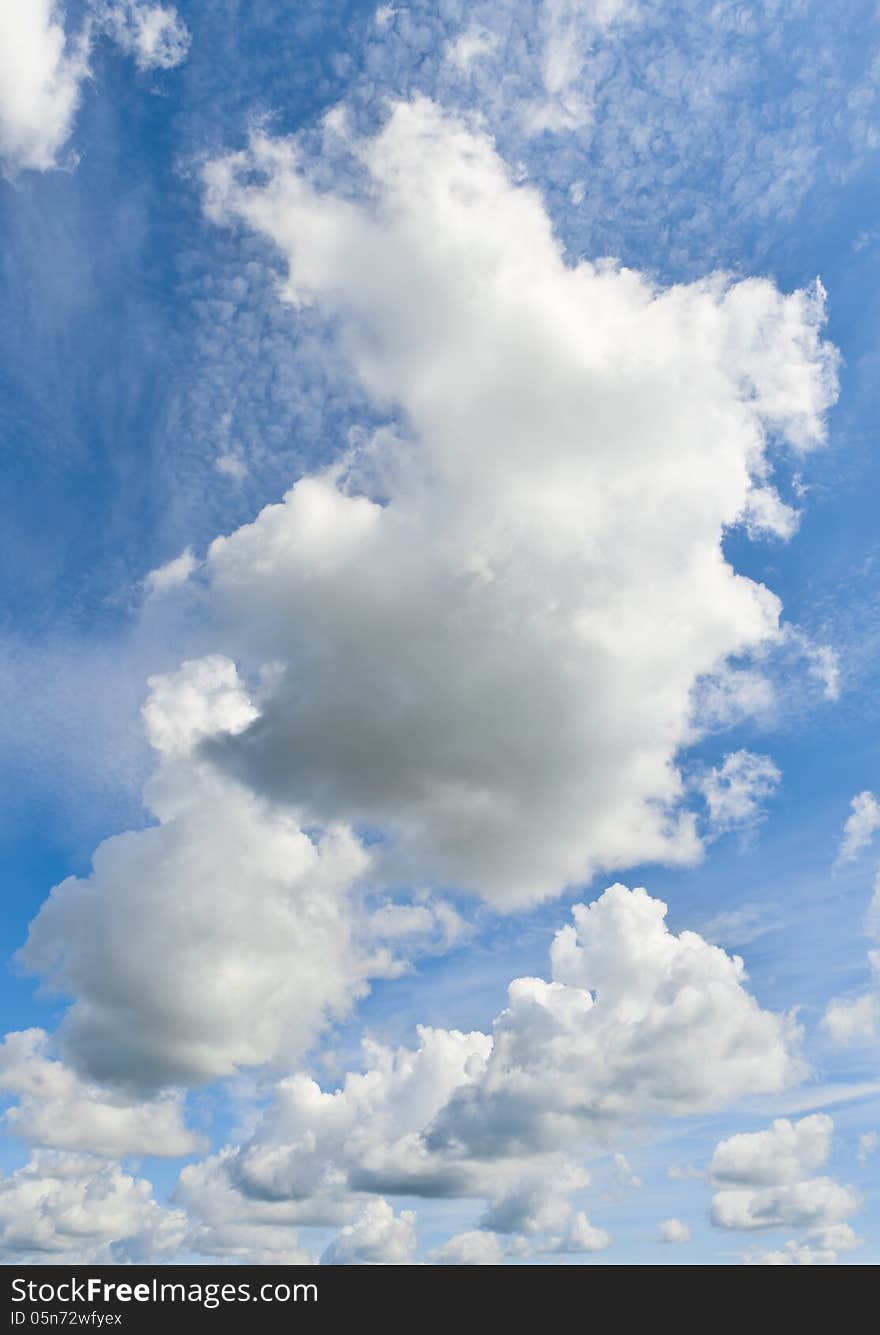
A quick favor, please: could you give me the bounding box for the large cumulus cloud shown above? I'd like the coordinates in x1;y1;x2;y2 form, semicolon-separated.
427;884;803;1157
196;97;837;907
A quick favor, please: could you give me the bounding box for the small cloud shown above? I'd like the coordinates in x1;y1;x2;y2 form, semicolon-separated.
853;227;880;253
658;1217;692;1244
106;3;191;72
550;1211;612;1254
143;547;197;598
854;1132;875;1164
691;666;776;732
698;750;781;837
710;1115;861;1265
786;628;841;702
668;1163;704;1181
857;1131;878;1165
741;486;800;540
366;894;473;960
215;452;248;482
805;643;840;702
320;1199;417;1266
611;1152;642;1192
445;27;498;73
836;791;880;865
743;1224;861;1265
821;992;880;1048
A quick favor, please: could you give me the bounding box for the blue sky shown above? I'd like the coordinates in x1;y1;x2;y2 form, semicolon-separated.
0;0;878;1265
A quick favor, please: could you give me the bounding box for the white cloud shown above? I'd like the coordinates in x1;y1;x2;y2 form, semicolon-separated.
320;1198;417;1266
551;1210;612;1253
709;1114;834;1188
407;885;801;1156
424;886;800;1165
0;1151;185;1262
176;883;802;1259
140;654;258;763
698;749;781;836
103;3;190;71
200;98;836;908
365;895;472;958
143;547;198;598
822;992;880;1047
712;1179;859;1233
858;1130;878;1165
836;790;880;864
0;2;189;174
0;0;867;1272
709;1116;861;1265
480;1161;590;1235
0;0;88;172
198;1025;493;1223
0;1029;198;1158
215;451;248;482
658;1217;691;1243
445;26;498;73
800;638;840;703
542;886;800;1110
690;666;776;732
172;0;875;537
175;1149;319;1263
611;1151;642;1192
740;485;800;541
19;657;385;1089
426;1229;503;1264
350;0;876;285
743;1224;861;1266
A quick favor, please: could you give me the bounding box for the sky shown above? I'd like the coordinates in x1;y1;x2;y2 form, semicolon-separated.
0;0;878;1266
